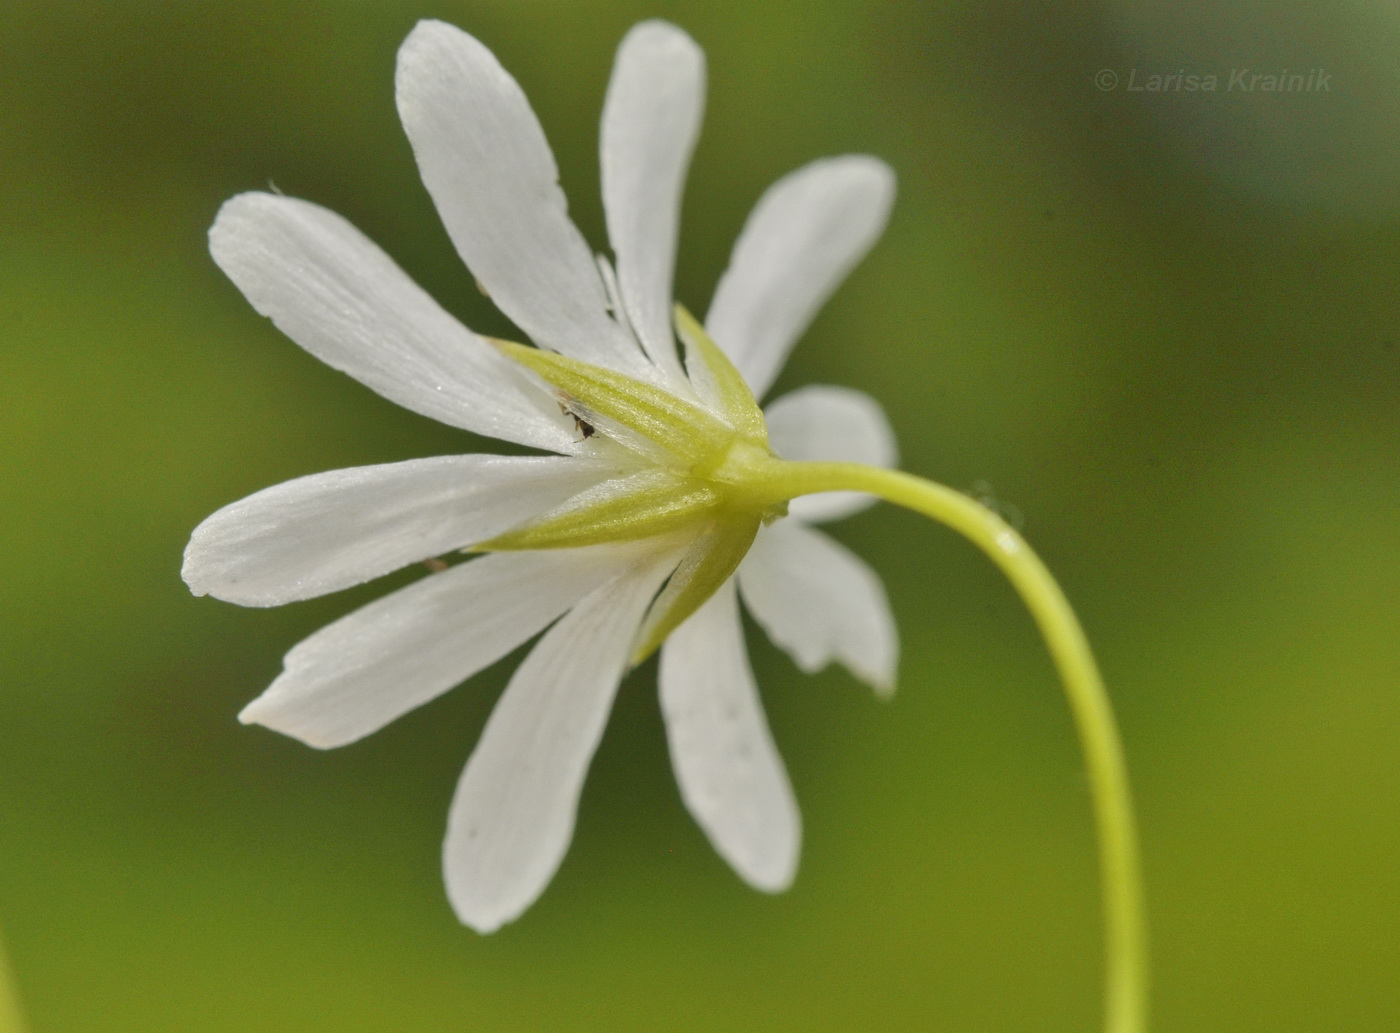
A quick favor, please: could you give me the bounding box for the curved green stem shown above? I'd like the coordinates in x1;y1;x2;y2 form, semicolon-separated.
758;461;1148;1033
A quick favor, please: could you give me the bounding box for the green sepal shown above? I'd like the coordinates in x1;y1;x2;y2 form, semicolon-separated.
629;513;761;665
673;305;768;444
490;338;734;464
472;469;720;551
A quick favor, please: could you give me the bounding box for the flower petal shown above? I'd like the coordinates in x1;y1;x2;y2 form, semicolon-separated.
658;580;800;891
238;546;647;749
764;385;898;522
601;21;705;384
209;192;571;452
705;156;895;398
738;520;897;695
184;455;614;606
443;546;680;933
396;20;652;380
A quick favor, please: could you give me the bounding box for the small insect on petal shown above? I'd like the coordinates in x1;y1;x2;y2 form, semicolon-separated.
556;400;597;439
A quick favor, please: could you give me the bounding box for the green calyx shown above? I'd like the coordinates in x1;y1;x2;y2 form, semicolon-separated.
630;512;760;664
479;307;787;554
476;308;793;664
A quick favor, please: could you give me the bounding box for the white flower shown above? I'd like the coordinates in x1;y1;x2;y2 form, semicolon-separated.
184;19;899;933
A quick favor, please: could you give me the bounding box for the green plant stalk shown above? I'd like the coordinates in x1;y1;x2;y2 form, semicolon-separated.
751;460;1148;1033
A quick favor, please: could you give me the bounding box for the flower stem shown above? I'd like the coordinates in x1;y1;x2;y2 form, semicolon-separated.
760;461;1148;1033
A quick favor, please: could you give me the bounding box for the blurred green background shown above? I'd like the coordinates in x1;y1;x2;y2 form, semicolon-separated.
3;1;1398;1030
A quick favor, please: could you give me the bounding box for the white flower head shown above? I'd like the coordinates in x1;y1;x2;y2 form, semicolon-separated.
185;19;899;933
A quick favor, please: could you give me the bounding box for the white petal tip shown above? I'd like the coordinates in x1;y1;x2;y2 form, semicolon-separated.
751;869;797;895
179;552;220;601
623;19;701;55
180;571;278;609
450;900;511;935
403;18;457;47
236;697;342;750
209;191;289;257
180;562;223;603
235;698;280;732
846;658;897;699
856;656;898;700
838;154;897;195
397;19;483;83
444;872;528;935
395;21;471;99
737;846;800;894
